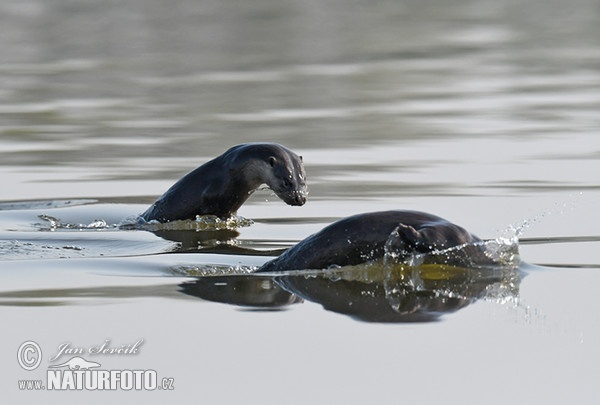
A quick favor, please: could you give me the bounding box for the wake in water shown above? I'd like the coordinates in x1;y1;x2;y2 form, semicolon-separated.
37;214;116;231
0;199;257;260
36;213;254;232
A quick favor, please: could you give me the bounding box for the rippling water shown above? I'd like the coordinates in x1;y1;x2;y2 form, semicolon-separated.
1;0;599;403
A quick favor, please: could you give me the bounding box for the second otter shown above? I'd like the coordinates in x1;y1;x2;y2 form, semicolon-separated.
257;210;505;272
141;143;307;222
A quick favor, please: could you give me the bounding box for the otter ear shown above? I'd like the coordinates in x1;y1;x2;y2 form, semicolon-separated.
299;156;303;162
268;156;277;167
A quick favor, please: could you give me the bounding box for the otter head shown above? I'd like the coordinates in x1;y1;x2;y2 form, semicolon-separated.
232;143;308;207
264;153;308;206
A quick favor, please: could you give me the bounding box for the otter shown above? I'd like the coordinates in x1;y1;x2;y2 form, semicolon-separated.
141;143;307;222
258;210;499;272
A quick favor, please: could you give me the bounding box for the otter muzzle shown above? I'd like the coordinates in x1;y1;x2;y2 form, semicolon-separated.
279;189;307;206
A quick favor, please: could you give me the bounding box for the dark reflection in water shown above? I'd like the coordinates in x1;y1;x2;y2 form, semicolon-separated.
138;217;289;255
180;263;521;323
180;276;302;308
150;228;240;252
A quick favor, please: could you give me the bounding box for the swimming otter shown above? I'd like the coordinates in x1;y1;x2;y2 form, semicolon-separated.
141;143;307;222
258;210;498;272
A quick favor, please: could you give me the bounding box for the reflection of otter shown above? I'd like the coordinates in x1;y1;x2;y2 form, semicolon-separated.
179;276;302;308
142;226;287;255
275;264;520;322
257;211;499;273
178;264;520;322
151;228;240;252
141;143;307;222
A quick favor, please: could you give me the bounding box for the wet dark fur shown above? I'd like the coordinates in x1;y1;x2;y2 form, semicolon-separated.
141;143;307;222
258;210;492;272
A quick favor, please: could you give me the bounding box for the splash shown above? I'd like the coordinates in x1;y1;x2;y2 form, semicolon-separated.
378;229;521;314
479;237;520;265
383;227;520;270
169;263;258;277
500;193;581;238
138;215;253;232
37;215;115;231
503;215;546;239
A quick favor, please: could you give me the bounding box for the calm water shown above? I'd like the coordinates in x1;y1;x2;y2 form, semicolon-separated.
1;0;599;403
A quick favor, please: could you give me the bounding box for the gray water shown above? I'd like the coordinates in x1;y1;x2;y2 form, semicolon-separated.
1;0;600;403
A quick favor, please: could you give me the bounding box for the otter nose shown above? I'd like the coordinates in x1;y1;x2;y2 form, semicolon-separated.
294;192;307;206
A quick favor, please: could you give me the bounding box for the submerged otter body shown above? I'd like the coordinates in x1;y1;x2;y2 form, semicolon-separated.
141;143;307;222
258;210;494;272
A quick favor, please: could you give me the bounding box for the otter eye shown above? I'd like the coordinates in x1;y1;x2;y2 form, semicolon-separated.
268;156;277;167
283;178;293;188
299;156;303;162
